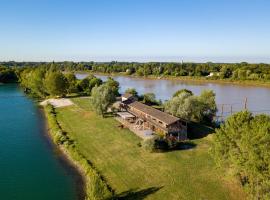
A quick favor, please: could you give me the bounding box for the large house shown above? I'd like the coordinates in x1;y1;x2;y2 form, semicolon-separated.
118;94;187;141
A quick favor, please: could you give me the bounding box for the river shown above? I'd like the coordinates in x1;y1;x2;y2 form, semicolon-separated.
76;73;270;117
0;84;80;200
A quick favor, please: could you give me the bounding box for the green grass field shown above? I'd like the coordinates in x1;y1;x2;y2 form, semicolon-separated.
55;97;245;200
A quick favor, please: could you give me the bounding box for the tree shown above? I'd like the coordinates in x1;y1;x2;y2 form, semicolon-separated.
0;67;18;83
89;77;102;89
165;89;217;123
125;88;138;97
65;72;78;93
211;111;270;199
19;67;47;97
44;71;69;97
142;93;157;105
219;65;232;79
77;75;102;95
90;84;116;117
105;77;119;96
198;90;217;122
77;77;91;93
173;89;193;97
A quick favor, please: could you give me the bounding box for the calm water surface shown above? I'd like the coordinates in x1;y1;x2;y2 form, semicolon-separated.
76;73;270;116
0;84;78;200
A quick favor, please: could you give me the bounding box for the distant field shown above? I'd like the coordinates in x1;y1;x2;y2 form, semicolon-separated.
55;97;245;200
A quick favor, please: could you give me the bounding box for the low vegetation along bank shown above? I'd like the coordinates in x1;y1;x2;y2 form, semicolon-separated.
43;104;113;200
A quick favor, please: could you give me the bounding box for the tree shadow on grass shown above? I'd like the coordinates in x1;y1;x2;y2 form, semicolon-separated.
187;122;215;139
154;141;197;153
172;141;197;150
109;186;163;200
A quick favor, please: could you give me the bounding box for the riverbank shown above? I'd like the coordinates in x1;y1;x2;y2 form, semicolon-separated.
39;108;85;200
42;104;113;200
53;97;246;200
77;71;270;88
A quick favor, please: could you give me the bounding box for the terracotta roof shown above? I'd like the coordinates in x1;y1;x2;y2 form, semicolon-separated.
127;101;180;125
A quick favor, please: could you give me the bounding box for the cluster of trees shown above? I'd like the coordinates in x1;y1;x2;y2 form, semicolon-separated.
1;61;270;82
211;111;270;199
164;89;217;123
125;88;161;106
19;67;103;98
90;62;270;81
0;66;18;83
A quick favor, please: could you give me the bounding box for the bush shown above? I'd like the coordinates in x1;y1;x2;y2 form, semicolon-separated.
141;136;169;152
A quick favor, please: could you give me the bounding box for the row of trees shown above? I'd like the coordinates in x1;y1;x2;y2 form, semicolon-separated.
19;67;103;98
2;61;270;82
211;111;270;199
91;62;270;81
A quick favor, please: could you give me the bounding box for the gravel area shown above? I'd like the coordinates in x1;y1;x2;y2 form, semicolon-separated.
40;98;74;108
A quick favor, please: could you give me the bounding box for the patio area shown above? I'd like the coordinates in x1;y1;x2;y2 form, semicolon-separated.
115;114;154;140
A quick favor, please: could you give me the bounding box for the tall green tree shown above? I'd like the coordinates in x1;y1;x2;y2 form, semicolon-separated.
105;77;119;96
90;84;116;117
65;72;78;93
44;71;69;97
211;111;270;199
0;67;18;83
142;93;158;105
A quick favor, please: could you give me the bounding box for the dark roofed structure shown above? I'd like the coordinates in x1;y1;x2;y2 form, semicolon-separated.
119;96;188;141
128;101;179;125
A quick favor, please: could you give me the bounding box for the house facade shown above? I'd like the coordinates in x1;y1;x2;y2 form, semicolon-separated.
120;94;187;141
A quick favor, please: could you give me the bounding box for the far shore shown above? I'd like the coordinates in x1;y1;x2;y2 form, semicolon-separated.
75;71;270;88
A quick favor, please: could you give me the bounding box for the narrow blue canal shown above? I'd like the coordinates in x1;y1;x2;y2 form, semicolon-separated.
0;84;79;200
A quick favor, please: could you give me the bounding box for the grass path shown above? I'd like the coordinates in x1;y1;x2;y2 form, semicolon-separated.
55;97;245;200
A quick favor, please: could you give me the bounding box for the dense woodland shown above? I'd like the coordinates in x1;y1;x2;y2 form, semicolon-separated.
1;61;270;83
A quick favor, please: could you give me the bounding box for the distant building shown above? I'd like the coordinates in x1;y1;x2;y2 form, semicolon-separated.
207;72;220;77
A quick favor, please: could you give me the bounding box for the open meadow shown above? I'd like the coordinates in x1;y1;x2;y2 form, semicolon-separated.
55;97;245;200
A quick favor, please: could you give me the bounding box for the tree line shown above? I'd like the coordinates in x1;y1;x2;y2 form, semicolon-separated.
1;61;270;83
19;66;104;98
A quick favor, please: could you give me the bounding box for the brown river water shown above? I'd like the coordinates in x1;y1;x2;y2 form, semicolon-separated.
76;74;270;118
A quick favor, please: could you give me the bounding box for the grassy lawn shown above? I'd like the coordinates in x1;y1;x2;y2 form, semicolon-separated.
55;97;245;200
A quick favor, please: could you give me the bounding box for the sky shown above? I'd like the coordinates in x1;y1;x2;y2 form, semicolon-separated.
0;0;270;63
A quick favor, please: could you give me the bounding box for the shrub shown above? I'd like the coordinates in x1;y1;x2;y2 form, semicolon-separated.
141;136;169;152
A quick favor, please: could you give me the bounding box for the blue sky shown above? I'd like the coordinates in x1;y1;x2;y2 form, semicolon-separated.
1;0;270;62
